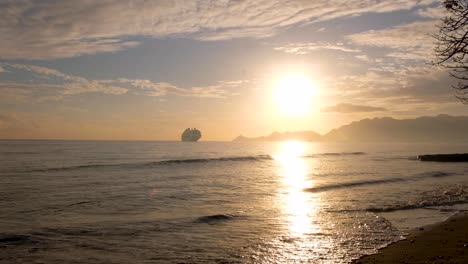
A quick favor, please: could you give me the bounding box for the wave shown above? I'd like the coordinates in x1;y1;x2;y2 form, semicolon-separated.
302;152;366;158
326;185;468;213
195;213;242;224
367;200;468;212
157;155;273;164
1;151;38;155
367;185;468;212
28;152;366;173
30;155;274;172
304;178;407;193
372;156;419;161
0;235;39;245
304;171;457;193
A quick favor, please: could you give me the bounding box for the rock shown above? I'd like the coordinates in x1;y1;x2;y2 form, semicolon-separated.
418;153;468;162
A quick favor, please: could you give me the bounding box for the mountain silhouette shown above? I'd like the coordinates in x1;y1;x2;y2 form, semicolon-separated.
233;131;322;142
233;115;468;142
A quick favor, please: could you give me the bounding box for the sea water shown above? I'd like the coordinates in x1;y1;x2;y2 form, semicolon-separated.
1;140;468;263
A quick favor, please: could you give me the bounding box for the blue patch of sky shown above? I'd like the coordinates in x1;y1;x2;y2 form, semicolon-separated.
270;8;429;44
3;36;272;87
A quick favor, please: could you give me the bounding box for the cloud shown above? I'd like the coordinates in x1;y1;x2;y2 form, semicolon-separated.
416;6;445;18
346;20;437;61
103;78;238;98
8;63;84;82
0;0;439;59
2;63;127;96
321;63;460;114
274;42;360;55
324;70;409;98
0;63;245;101
355;54;371;61
321;103;387;113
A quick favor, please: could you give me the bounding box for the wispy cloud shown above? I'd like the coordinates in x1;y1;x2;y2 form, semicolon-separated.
274;42;360;55
416;6;445;18
0;63;246;101
346;20;437;61
321;60;458;113
321;103;387;113
8;63;85;82
355;54;371;61
102;78;243;98
3;63;127;96
0;0;439;59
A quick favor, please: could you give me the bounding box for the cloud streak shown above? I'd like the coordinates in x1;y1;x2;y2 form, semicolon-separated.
274;42;360;55
416;6;445;18
346;20;437;61
0;63;246;102
0;0;440;59
321;63;460;115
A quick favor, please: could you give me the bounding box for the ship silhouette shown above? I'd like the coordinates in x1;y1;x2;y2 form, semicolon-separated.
181;128;202;142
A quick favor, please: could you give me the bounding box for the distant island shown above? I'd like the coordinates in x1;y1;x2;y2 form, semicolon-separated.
233;114;468;142
181;128;202;142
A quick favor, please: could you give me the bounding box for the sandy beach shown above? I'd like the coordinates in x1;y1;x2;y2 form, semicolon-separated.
353;212;468;263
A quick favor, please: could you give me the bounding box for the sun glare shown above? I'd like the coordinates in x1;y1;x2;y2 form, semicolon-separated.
274;141;317;237
275;75;317;116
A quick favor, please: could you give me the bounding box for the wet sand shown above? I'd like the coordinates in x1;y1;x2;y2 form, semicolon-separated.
353;212;468;263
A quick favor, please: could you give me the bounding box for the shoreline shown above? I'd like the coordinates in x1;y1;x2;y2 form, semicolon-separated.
352;211;468;263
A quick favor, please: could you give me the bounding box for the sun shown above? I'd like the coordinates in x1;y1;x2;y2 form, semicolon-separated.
274;74;317;116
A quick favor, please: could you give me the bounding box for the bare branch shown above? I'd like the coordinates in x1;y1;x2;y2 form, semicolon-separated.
434;0;468;103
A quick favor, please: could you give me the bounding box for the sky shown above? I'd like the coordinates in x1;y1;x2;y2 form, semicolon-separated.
0;0;467;141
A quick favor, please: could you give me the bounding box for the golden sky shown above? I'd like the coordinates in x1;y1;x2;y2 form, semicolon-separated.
0;0;467;140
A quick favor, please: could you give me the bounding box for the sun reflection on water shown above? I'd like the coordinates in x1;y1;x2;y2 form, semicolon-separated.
274;141;318;237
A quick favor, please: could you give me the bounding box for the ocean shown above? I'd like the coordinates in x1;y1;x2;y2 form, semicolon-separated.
1;140;468;263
